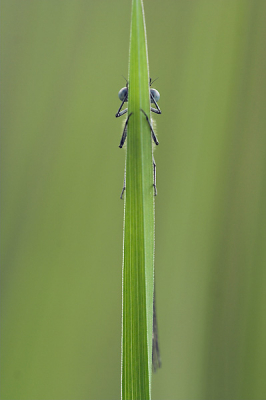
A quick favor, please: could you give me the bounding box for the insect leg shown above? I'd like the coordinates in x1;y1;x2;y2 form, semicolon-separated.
115;96;128;118
153;155;157;196
119;112;133;148
140;109;159;145
120;170;126;200
150;92;162;115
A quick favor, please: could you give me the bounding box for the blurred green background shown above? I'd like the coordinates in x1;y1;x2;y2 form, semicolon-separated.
1;1;266;399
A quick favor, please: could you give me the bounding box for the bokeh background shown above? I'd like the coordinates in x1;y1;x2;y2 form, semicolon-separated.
1;1;266;399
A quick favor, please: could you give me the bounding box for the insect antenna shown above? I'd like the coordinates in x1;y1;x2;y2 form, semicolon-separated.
150;77;159;86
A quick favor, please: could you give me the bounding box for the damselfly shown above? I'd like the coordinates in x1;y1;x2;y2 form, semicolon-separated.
115;77;162;372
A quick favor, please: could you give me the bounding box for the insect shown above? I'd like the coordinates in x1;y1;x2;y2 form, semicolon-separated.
115;78;162;372
115;78;161;198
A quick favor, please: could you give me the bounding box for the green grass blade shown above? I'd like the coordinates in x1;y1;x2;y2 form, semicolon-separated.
121;0;154;399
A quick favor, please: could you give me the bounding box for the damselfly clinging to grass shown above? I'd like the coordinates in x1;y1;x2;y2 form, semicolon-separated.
116;78;161;198
115;77;162;372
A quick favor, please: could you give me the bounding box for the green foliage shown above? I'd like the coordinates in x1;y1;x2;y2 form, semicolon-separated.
1;1;266;400
121;1;154;399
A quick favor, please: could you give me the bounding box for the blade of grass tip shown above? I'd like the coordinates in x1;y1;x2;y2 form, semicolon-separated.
121;0;155;399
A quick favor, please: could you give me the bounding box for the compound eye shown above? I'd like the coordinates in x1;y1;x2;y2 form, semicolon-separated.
118;87;128;101
150;88;160;103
